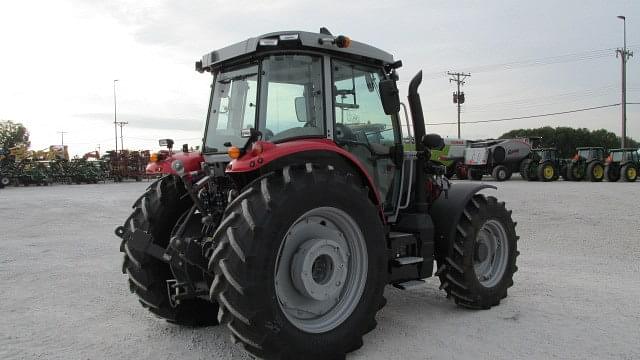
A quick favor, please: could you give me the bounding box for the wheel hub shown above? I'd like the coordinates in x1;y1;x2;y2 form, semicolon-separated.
475;242;489;262
473;219;509;287
274;207;368;334
291;239;348;302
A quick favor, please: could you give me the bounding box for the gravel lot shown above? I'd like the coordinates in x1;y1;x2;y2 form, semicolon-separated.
1;179;639;360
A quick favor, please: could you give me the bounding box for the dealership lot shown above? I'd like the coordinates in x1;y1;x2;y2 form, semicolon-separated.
1;179;639;360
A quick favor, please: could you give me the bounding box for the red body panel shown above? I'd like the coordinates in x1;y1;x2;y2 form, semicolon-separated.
146;151;204;175
227;139;381;205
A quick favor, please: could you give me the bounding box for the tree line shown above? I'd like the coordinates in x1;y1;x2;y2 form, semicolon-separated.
500;126;639;158
0;120;30;151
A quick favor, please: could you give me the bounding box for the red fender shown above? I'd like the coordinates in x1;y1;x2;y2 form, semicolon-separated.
146;151;204;175
227;139;382;207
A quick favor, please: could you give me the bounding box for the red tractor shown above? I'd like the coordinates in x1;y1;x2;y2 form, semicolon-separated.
116;29;519;359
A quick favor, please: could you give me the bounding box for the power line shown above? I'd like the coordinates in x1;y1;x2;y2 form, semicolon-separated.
426;103;621;125
414;44;640;81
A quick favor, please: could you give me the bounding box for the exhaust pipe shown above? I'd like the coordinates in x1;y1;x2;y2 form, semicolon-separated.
407;71;429;212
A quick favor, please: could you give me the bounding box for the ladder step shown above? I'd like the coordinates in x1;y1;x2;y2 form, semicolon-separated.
392;279;426;290
388;231;414;241
392;256;424;266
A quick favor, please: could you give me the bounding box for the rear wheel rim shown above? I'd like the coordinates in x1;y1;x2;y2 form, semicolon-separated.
275;207;368;334
474;219;509;288
544;165;554;179
628;167;637;180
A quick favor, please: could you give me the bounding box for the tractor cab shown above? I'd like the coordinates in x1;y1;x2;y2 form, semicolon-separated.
575;147;605;162
531;148;559;163
196;30;435;217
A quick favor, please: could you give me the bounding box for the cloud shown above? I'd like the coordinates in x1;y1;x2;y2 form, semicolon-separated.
73;112;202;131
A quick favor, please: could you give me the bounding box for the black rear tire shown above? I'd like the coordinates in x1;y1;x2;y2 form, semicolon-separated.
567;162;583;181
519;159;531;180
436;194;518;309
208;164;386;360
119;175;219;326
605;165;620;182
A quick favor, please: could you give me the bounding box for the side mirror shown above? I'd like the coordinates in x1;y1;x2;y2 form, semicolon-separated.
294;97;307;122
422;134;444;150
379;79;400;115
159;139;174;150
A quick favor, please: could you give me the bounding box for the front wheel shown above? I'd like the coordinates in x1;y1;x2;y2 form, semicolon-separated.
437;194;518;309
118;176;219;326
537;162;557;182
622;164;637;182
586;162;604;182
209;164;386;360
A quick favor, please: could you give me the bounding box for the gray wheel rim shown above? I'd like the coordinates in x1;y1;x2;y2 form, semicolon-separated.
274;207;367;334
1;177;9;186
473;219;509;288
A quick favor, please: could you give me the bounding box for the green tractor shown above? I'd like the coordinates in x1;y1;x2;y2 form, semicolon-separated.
604;148;639;182
519;148;561;182
566;147;606;182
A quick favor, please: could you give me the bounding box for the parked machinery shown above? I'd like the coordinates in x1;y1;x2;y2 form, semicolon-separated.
520;148;562;182
114;29;519;359
106;150;149;182
462;138;532;181
605;148;639;182
566;147;606;182
429;138;468;178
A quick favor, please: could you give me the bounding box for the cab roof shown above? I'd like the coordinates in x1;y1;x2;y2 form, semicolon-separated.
608;148;639;152
197;30;396;72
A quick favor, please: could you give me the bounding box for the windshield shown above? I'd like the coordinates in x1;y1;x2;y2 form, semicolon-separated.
612;151;623;162
204;55;325;153
204;65;258;153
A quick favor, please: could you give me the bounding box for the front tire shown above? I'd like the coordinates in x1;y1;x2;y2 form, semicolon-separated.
586;162;604;182
622;164;637;182
436;194;518;309
209;164;386;360
537;162;557;182
119;175;219;326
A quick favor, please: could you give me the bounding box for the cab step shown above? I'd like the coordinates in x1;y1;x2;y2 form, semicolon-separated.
392;279;426;290
392;256;424;266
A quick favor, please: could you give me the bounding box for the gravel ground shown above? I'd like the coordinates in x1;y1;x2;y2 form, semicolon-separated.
1;179;639;360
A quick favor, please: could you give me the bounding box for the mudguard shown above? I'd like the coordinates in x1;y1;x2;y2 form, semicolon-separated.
146;151;204;176
430;183;496;258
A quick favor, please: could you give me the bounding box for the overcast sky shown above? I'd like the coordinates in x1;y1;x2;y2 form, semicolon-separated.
1;0;638;156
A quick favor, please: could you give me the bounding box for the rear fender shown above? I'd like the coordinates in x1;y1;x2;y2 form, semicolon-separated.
430;183;496;260
227;139;382;212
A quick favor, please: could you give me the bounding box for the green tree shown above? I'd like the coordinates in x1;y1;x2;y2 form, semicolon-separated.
0;120;30;150
500;126;638;158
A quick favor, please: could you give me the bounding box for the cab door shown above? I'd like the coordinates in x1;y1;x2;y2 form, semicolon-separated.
331;59;402;212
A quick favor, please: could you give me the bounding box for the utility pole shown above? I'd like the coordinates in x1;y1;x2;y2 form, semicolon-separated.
116;121;128;151
113;79;119;154
616;16;633;148
448;71;471;138
57;130;68;146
